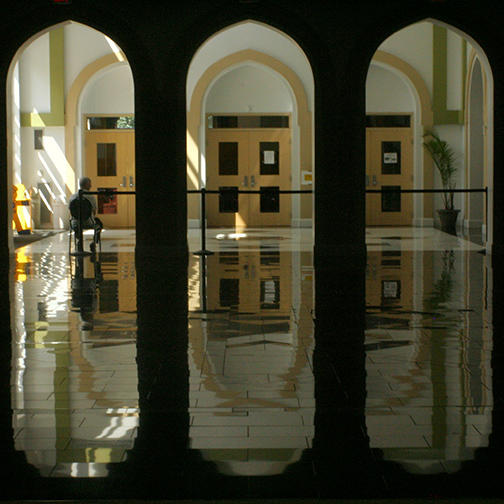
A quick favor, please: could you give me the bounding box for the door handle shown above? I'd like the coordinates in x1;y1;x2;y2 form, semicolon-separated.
129;175;135;188
242;175;248;187
366;175;369;187
372;175;377;186
250;175;256;188
120;176;126;187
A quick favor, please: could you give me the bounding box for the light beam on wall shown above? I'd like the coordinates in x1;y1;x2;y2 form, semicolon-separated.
187;131;201;188
105;36;125;63
41;135;75;197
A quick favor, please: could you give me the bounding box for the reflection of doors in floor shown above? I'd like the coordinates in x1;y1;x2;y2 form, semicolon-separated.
206;126;291;227
366;127;413;226
85;121;135;228
366;250;413;315
207;250;291;316
98;252;137;314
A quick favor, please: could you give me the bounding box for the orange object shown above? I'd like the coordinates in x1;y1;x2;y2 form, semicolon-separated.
15;249;30;282
12;184;32;234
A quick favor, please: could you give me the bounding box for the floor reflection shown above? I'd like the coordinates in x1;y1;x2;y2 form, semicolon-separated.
11;241;138;477
8;227;495;497
365;245;492;475
187;245;314;476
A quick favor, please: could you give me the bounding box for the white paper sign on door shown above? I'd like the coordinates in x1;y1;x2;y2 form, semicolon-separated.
263;151;276;164
384;152;398;164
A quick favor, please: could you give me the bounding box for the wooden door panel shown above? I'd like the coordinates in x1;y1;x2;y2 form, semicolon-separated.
207;131;249;227
206;126;291;228
248;130;291;227
366;128;413;226
85;130;135;228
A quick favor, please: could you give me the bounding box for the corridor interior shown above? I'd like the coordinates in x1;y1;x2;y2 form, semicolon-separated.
7;225;495;499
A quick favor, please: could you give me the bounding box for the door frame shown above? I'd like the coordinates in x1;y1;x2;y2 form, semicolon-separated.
82;113;136;228
365;117;414;226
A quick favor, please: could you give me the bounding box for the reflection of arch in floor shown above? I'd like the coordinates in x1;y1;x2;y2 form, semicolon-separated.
188;327;315;476
187;49;313;228
187;249;314;476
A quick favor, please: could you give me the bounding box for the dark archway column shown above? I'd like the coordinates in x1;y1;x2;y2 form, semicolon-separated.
134;72;189;260
313;89;367;266
312;256;385;497
310;36;378;493
480;34;504;496
106;256;193;497
120;42;200;495
491;61;504;258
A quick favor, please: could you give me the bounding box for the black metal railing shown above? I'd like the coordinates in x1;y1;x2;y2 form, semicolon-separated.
189;186;487;254
187;188;314;255
71;186;487;256
366;187;488;232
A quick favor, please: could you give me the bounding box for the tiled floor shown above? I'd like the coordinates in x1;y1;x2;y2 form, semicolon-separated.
5;226;502;500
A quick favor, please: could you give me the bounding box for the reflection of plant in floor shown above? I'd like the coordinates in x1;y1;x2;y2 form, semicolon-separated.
424;250;455;316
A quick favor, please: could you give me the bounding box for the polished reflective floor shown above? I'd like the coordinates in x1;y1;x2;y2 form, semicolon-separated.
4;226;502;499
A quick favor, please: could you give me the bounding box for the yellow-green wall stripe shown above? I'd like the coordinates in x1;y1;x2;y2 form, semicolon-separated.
21;28;65;127
433;25;465;125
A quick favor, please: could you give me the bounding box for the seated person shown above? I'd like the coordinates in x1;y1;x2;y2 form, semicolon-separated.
69;176;103;251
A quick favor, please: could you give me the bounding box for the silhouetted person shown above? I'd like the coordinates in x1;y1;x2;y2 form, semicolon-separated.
69;176;103;252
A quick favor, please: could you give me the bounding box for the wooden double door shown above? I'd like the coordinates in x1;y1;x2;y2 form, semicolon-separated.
366;128;413;226
85;129;135;228
206;129;291;227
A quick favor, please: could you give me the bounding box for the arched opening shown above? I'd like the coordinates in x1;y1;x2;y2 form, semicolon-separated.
185;20;315;476
364;18;494;475
186;21;314;231
7;21;138;478
367;50;433;227
8;20;135;242
365;19;493;245
466;57;486;235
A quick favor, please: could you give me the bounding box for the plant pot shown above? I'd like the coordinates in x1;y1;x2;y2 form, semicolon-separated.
437;209;460;233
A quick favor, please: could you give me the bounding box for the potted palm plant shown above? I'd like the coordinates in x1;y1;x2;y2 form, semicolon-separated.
423;130;459;232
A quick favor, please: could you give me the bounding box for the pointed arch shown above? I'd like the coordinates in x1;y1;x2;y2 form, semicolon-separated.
464;50;488;234
427;18;494;249
187;49;312;226
371;49;435;224
367;18;494;247
65;51;128;194
6;20;133;238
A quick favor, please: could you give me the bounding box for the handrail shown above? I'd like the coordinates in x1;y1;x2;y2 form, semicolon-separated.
74;186;487;256
365;188;487;193
80;190;137;195
188;187;487;255
365;186;488;234
188;188;313;255
187;189;313;194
